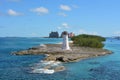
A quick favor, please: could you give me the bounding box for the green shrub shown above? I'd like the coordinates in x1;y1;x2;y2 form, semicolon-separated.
71;34;105;48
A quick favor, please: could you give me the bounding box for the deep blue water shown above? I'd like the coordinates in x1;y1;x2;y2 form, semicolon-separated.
0;37;120;80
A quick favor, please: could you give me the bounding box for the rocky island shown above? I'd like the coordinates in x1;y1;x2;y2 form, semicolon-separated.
13;43;112;74
13;32;112;63
13;43;112;62
12;32;113;73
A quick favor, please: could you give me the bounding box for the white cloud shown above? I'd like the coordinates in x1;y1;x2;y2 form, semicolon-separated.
60;5;71;11
58;12;67;17
30;7;49;15
114;31;120;36
57;23;70;30
8;9;23;16
62;23;69;28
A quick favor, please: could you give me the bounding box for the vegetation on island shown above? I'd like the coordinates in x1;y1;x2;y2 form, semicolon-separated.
71;34;106;48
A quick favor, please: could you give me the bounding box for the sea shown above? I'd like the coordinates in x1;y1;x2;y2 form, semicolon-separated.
0;37;120;80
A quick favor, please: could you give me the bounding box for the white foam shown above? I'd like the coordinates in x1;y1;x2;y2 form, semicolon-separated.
29;61;62;74
41;61;55;65
40;61;61;66
52;62;61;66
40;44;47;47
31;69;55;74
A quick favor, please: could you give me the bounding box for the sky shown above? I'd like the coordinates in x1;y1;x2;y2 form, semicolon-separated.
0;0;120;37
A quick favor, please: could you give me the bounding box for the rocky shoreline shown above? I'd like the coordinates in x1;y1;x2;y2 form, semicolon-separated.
13;43;112;62
13;43;112;73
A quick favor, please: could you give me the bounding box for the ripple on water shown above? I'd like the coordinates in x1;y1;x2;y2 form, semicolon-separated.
89;61;120;80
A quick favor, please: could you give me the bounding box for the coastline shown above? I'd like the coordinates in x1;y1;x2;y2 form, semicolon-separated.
13;43;112;62
12;43;112;74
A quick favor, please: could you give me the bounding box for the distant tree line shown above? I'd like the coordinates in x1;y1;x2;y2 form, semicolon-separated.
71;34;106;48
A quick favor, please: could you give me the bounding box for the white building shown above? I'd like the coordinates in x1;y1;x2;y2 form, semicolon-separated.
62;31;70;50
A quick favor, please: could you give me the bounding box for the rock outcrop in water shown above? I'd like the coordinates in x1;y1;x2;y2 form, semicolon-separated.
13;44;112;62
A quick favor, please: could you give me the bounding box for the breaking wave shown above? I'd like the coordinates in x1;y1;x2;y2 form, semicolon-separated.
29;61;63;74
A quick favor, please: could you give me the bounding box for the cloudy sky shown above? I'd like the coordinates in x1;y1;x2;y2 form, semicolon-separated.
0;0;120;37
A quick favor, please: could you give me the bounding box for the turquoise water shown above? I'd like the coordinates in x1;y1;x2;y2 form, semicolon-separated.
0;37;120;80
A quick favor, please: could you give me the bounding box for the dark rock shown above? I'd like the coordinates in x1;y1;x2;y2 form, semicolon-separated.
56;57;65;62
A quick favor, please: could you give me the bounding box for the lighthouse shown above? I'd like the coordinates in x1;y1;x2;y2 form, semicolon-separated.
62;31;70;50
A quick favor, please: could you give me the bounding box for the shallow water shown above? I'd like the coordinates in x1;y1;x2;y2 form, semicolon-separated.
0;37;120;80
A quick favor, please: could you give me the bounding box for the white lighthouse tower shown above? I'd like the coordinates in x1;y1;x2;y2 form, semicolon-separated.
62;31;70;50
